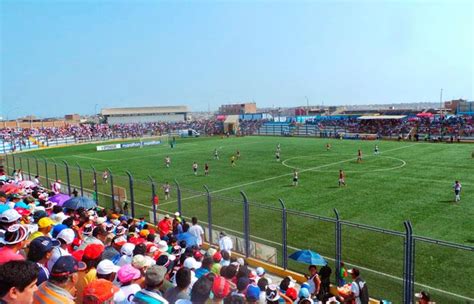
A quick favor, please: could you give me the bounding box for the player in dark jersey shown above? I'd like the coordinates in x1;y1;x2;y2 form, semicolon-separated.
204;163;209;176
357;149;362;163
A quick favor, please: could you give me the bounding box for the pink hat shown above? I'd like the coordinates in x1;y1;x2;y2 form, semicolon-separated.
117;264;141;283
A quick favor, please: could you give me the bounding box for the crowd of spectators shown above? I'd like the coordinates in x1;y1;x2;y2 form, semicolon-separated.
1;164;377;304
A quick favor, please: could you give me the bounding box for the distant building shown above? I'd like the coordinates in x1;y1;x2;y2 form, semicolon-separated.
219;103;257;115
445;99;473;114
101;106;188;124
65;114;81;122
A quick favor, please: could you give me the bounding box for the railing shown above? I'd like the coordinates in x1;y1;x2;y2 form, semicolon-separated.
2;153;474;304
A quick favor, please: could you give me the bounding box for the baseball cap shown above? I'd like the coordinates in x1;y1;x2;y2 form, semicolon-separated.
117;264;141;283
15;207;31;217
56;228;75;244
145;265;167;286
51;224;68;238
84;244;105;260
266;285;280;301
183;257;201;270
82;224;93;236
1;224;30;245
164;214;170;219
132;254;152;270
298;286;311;299
174;212;180;217
38;217;55;229
96;259;120;275
256;266;265;276
0;209;21;223
157;240;168;253
139;229;150;238
120;243;135;256
51;255;86;277
246;284;260;301
194;251;203;260
212;276;231;299
83;279;119;304
113;235;127;246
33;210;48;223
29;236;60;254
212;251;222;262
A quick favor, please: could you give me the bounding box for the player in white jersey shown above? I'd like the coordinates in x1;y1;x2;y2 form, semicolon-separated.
453;181;462;202
374;145;379;155
275;150;281;162
214;148;219;160
163;182;171;200
192;162;198;175
293;170;299;186
165;156;171;168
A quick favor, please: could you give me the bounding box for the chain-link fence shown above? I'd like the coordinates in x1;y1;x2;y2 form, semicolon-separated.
3;153;474;303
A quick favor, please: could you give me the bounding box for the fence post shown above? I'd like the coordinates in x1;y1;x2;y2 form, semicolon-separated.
108;168;115;212
5;149;9;171
403;221;415;304
240;191;250;258
91;166;99;205
44;158;49;187
126;171;135;219
334;208;342;286
19;156;23;171
34;157;39;177
76;162;83;196
279;199;288;269
12;154;16;171
174;179;182;215
149;176;157;226
26;157;32;180
62;160;71;195
54;161;58;181
204;185;213;245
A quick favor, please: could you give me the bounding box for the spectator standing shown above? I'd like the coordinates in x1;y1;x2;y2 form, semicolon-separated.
218;232;233;255
188;217;204;247
305;265;321;299
345;268;369;304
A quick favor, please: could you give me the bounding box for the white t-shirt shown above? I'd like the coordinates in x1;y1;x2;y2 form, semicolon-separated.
351;280;364;304
219;236;233;254
47;246;71;271
188;224;204;246
114;283;141;304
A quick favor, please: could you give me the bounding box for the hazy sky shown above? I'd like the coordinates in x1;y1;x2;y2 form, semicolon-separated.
1;0;473;118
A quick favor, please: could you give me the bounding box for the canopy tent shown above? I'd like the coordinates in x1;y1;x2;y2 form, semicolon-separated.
357;115;406;120
416;112;434;118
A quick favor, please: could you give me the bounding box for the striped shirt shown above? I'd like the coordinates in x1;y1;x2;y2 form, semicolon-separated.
33;281;75;304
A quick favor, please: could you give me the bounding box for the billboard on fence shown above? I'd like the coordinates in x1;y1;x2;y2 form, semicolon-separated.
96;144;121;151
96;141;161;151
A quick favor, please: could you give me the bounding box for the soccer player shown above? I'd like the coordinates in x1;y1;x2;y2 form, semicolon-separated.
357;149;362;163
275;150;281;162
192;162;198;175
214;148;219;160
163;182;171;200
374;145;379;155
453;181;462;202
102;170;108;183
204;163;209;175
326;143;331;151
165;156;171;168
276;143;281;152
236;149;241;159
293;170;299;186
338;169;346;187
231;155;236;167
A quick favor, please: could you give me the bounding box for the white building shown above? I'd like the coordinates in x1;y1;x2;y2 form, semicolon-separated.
101;106;188;124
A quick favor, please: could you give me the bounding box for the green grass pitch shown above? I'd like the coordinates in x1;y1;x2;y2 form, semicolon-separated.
17;136;474;302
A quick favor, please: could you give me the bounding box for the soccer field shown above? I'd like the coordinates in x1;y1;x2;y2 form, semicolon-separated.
13;136;474;302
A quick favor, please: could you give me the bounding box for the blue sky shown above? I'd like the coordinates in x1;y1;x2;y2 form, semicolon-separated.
1;0;473;118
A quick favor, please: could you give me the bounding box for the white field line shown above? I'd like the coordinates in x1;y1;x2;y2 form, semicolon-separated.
18;163;473;301
133;200;474;302
68;138;262;163
158;144;417;206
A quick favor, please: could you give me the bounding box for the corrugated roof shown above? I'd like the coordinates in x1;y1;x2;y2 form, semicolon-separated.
101;106;188;116
357;115;406;120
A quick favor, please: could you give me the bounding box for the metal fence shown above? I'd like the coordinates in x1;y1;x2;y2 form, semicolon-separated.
3;153;474;303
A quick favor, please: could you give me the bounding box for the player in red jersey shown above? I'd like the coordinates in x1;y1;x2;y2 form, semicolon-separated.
338;169;346;187
357;149;362;163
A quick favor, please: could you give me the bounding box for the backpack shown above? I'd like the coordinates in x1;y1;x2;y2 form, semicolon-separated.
355;277;369;304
